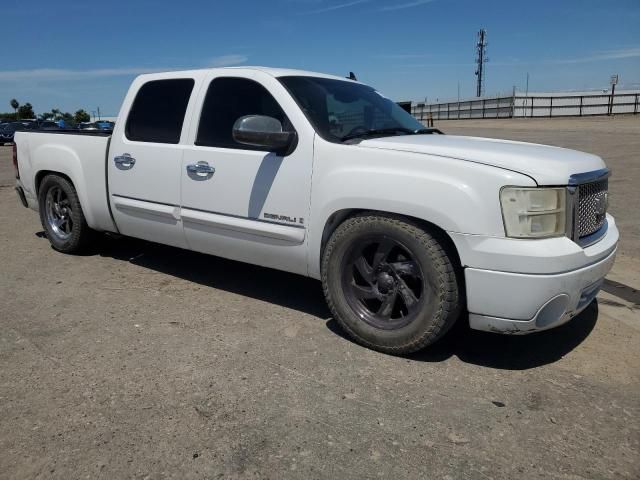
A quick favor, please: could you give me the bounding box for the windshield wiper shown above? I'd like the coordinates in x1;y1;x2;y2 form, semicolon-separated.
340;127;443;142
414;127;444;135
340;127;415;142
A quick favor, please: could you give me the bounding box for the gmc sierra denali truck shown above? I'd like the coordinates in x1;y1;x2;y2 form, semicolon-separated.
13;67;618;354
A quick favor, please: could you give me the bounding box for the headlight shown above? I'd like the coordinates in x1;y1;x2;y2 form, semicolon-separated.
500;187;566;238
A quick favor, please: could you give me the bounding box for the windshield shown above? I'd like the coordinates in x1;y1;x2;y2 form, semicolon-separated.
279;76;423;143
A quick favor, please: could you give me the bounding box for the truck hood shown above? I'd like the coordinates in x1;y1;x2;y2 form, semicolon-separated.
360;134;606;185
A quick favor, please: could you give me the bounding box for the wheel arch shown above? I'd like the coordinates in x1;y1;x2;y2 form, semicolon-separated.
35;170;74;195
318;208;464;280
34;170;92;223
32;165;101;230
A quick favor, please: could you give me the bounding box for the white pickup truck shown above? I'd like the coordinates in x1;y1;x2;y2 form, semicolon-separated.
13;67;618;354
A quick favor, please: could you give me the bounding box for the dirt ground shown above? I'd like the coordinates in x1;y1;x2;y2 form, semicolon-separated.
0;116;638;479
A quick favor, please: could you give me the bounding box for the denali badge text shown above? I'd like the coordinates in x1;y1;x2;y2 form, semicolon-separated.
264;213;304;225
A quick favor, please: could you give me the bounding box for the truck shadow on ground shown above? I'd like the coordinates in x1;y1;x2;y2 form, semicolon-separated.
60;232;598;371
400;303;597;370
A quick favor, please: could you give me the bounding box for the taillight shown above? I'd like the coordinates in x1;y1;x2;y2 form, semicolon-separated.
12;143;19;178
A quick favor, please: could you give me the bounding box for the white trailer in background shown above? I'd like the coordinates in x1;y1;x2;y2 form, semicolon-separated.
412;89;640;120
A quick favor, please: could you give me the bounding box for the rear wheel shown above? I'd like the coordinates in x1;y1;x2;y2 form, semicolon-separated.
38;175;93;253
322;213;460;354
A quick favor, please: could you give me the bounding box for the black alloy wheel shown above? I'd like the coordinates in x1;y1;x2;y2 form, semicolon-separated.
322;213;461;354
342;236;427;330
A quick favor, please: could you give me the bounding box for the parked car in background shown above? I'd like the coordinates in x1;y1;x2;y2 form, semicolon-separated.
77;122;100;130
95;120;115;130
17;120;39;130
37;121;61;130
0;122;28;145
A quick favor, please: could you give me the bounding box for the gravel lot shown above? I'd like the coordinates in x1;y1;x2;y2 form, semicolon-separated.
1;117;638;479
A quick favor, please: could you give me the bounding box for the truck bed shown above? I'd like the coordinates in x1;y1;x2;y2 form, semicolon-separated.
15;130;118;233
26;129;112;137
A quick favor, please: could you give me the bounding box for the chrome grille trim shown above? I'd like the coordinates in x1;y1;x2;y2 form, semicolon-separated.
566;168;610;247
577;178;608;237
576;220;608;248
568;168;610;186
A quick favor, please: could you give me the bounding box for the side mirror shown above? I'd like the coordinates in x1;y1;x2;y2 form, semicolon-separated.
232;115;296;155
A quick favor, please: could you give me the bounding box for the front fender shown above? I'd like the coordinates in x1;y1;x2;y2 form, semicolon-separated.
307;139;536;278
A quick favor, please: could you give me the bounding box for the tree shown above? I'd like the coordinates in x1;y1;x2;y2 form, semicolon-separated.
60;112;74;126
40;108;62;121
17;102;35;119
10;99;19;118
74;109;90;124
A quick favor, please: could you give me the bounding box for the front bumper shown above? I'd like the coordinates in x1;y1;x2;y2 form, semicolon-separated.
450;214;619;334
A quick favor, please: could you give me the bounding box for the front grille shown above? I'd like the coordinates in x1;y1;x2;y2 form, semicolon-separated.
576;179;608;237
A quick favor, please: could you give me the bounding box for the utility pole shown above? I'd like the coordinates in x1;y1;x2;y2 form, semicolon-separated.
474;28;488;97
523;72;530;118
96;107;101;121
609;74;618;115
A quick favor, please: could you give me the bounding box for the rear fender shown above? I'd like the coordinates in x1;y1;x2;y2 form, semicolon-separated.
31;143;96;227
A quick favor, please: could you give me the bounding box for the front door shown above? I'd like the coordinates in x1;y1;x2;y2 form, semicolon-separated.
180;73;313;275
108;77;196;248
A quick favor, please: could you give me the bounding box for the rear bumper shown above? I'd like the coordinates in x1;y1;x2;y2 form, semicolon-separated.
15;186;28;208
450;214;619;334
15;179;38;210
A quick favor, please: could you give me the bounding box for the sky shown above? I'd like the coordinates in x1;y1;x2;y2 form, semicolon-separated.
1;0;639;116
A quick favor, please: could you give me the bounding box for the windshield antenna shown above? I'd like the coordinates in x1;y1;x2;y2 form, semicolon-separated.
347;71;357;81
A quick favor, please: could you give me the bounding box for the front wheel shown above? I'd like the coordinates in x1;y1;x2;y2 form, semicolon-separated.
38;174;94;253
322;213;461;354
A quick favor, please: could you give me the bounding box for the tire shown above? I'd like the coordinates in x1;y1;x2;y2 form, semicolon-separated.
322;213;460;354
38;174;94;253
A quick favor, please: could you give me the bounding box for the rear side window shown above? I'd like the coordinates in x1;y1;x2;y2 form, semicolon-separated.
196;77;289;149
125;79;194;144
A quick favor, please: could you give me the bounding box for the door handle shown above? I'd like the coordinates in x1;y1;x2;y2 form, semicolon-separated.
114;153;136;169
186;161;215;178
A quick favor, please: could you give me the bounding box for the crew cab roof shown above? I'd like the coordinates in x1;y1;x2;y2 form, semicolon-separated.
133;66;354;83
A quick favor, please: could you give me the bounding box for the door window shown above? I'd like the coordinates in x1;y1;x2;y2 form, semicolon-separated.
125;79;194;144
196;77;290;150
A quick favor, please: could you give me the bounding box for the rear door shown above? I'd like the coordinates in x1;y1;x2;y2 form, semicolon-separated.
108;77;198;248
180;71;314;275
